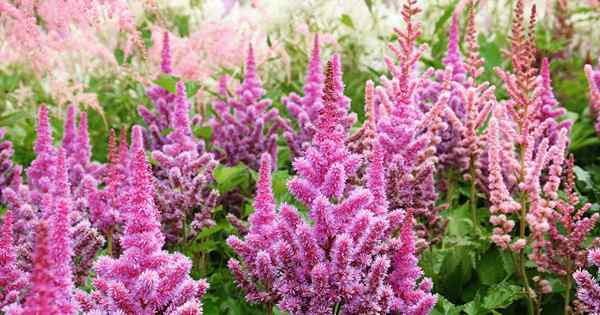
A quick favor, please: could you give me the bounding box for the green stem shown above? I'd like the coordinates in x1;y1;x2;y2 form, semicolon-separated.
106;227;113;257
446;171;455;210
564;273;573;315
469;163;478;230
267;302;274;315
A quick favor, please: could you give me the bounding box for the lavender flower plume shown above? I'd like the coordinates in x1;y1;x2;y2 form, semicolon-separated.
585;60;600;135
227;57;435;315
0;211;28;308
283;34;326;157
79;137;209;314
0;129;20;202
210;44;292;170
152;82;219;244
574;248;600;314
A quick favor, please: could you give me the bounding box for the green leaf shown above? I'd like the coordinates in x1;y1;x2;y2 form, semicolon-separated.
114;48;125;65
194;126;213;142
213;164;252;193
185;81;201;97
432;296;462;315
174;14;190;36
477;249;506;285
482;282;525;311
154;74;179;94
340;14;355;29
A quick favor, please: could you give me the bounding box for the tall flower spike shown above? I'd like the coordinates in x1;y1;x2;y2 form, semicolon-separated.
80;135;209;313
283;34;325;157
211;42;291;170
585;61;600;135
574;249;600;314
0;129;19;202
161;31;172;74
0;211;27;308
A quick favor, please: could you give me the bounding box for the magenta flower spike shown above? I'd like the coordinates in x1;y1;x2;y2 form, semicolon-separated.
151;83;219;244
585;60;600;135
0;211;28;308
0;129;20;202
210;43;291;170
283;34;325;157
161;31;173;75
27;105;56;207
78;140;209;314
227;57;435;315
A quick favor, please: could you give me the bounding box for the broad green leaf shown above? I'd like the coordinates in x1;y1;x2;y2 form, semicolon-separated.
340;14;355;29
213;164;252;193
482;282;525;311
477;249;506;285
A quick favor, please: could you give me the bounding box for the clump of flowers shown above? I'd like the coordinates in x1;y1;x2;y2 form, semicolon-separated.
585;59;600;135
138;33;219;245
1;106;104;284
486;0;573;312
375;0;449;249
283;34;356;158
210;44;291;170
227;56;436;314
0;129;19;202
76;135;209;314
3;149;78;314
573;248;600;314
151;82;219;244
0;211;28;308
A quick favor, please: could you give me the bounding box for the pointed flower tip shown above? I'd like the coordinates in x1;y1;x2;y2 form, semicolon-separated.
131;125;144;152
161;31;172;74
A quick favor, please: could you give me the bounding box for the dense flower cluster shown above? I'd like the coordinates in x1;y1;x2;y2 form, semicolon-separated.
210;44;291;170
574;248;600;314
0;129;19;201
585;59;600;135
227;56;436;314
1;106;104;285
76;132;209;314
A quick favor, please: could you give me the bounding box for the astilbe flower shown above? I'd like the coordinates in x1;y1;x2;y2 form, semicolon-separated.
227;57;436;315
585;59;600;135
573;248;600;314
77;137;209;314
3;150;78;314
487;1;573;311
0;129;20;202
210;44;292;170
151;82;219;244
0;211;28;308
283;34;356;158
375;0;449;249
138;31;201;151
1;106;104;283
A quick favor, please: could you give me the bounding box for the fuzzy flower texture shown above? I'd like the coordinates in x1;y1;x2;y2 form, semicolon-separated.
227;56;435;315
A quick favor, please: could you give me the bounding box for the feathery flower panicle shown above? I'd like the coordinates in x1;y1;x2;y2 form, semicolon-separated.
0;129;20;202
585;59;600;135
530;155;599;279
2;106;104;284
151;82;219;244
227;56;435;315
574;248;600;314
78;136;208;314
210;44;292;170
375;0;449;250
0;211;28;308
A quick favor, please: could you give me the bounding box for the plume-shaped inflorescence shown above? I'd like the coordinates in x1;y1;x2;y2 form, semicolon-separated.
227;56;436;315
3;149;78;314
374;0;449;249
0;129;20;202
0;211;28;308
151;82;219;244
210;44;292;170
76;128;209;314
585;59;600;135
574;249;600;314
1;106;104;284
283;34;356;158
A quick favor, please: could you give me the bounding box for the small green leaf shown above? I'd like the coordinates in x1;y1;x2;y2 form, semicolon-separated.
154;74;179;94
482;282;525;311
213;164;252;193
114;48;125;65
340;14;355;29
194;126;213;142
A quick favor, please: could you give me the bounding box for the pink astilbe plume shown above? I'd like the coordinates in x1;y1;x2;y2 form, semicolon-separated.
2;106;104;284
0;129;20;202
283;34;356;158
0;211;28;308
375;0;449;250
585;59;600;135
210;44;292;170
574;248;600;314
227;57;435;315
152;82;219;244
530;155;599;282
77;135;209;314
